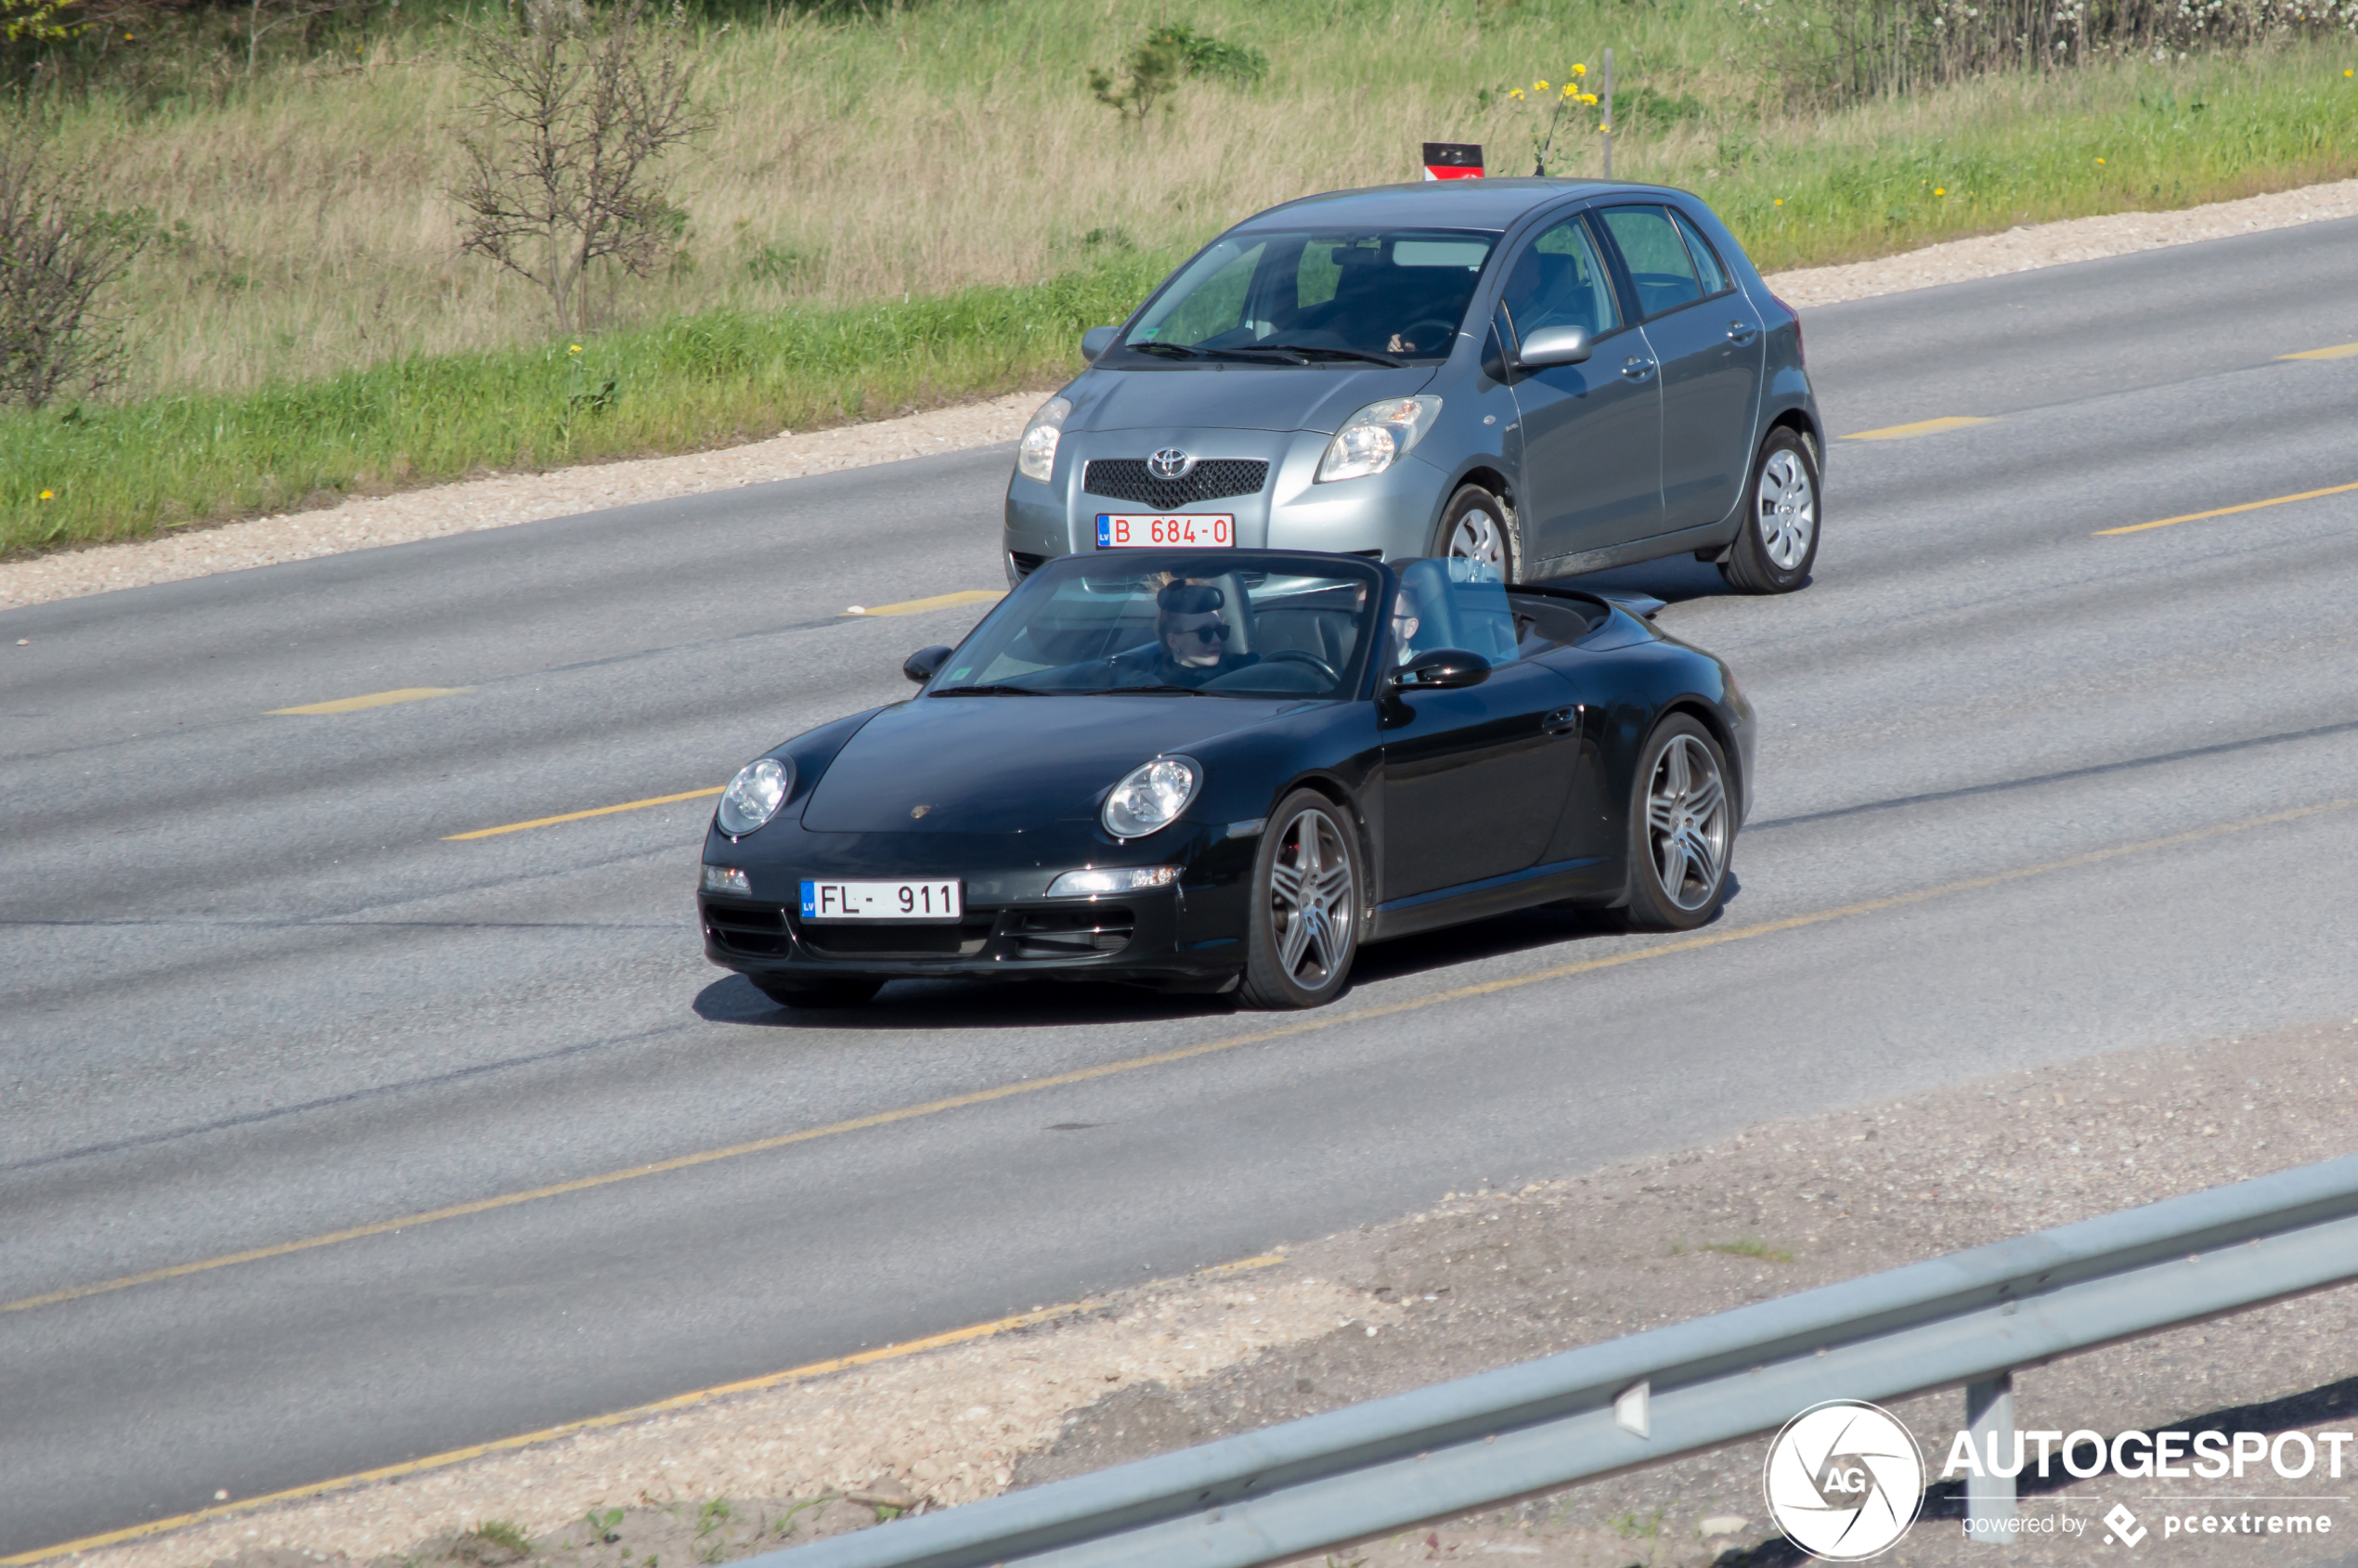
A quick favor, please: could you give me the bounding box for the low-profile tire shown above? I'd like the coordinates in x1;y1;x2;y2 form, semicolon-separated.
1238;790;1363;1009
1719;427;1820;594
1623;715;1734;932
751;976;883;1009
1431;485;1520;583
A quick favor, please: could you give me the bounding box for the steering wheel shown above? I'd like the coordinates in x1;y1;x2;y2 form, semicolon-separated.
1264;649;1341;684
1396;318;1458;355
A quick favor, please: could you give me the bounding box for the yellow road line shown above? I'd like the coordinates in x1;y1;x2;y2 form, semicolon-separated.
2096;478;2358;537
842;589;1004;616
2278;342;2358;361
268;687;473;716
1841;415;1996;441
443;785;724;840
12;791;2352;1323
0;1253;1287;1566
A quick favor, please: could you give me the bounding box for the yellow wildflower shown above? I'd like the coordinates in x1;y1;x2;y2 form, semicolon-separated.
1573;62;1587;76
1773;198;1783;206
1935;187;1947;196
40;489;54;499
1534;80;1549;91
1508;88;1524;99
569;343;583;353
2095;156;2106;163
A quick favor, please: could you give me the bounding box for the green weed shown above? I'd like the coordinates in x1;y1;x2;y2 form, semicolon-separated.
1701;1237;1795;1263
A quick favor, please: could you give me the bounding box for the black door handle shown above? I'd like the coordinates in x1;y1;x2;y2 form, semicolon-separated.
1727;320;1759;345
1621;356;1656;382
1543;705;1581;736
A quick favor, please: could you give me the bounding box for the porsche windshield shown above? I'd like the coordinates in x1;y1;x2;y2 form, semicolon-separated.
1118;229;1497;365
933;563;1379;699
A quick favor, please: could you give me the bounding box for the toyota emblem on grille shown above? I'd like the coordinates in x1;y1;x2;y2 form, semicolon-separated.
1147;447;1198;480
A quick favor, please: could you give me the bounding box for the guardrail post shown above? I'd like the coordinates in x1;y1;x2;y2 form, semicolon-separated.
1963;1371;2015;1542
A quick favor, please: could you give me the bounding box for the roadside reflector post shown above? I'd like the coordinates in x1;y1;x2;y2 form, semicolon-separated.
1600;48;1613;179
1964;1370;2016;1542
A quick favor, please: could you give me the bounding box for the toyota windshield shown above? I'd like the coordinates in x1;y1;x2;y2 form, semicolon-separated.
1115;229;1498;366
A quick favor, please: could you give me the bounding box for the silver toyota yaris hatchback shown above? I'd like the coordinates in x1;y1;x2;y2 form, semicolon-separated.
1004;178;1823;593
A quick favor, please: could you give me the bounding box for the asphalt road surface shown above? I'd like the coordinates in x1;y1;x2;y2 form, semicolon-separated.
6;217;2358;1554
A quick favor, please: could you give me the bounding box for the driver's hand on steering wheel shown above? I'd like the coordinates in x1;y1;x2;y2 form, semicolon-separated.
1386;331;1415;354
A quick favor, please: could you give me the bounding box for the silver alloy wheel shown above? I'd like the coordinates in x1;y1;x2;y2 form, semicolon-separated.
1645;734;1730;912
1445;506;1507;573
1267;807;1354;990
1756;447;1816;570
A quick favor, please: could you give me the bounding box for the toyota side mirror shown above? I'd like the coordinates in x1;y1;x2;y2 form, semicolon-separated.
1081;326;1120;362
1387;648;1492;692
1516;324;1592;369
903;644;953;684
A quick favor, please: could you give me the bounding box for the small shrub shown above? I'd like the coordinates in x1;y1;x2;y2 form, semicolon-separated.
0;126;144;410
1088;23;1266;121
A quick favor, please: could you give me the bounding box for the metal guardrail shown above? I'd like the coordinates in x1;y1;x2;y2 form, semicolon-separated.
755;1154;2358;1568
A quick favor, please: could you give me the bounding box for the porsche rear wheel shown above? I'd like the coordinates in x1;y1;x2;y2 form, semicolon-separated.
1239;791;1362;1009
1719;428;1819;594
1624;715;1733;931
751;976;883;1008
1432;486;1519;583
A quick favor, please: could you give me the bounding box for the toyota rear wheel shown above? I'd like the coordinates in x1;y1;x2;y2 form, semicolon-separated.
1720;428;1819;594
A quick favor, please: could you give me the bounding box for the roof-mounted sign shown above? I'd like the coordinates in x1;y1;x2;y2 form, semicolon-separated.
1420;142;1483;181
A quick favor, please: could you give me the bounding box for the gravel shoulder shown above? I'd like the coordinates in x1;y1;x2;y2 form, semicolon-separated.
6;175;2357;616
67;1013;2358;1568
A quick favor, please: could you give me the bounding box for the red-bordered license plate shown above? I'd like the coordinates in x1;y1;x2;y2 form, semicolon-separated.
1096;513;1234;548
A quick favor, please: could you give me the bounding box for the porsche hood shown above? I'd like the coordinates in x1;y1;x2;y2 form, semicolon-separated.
797;695;1294;834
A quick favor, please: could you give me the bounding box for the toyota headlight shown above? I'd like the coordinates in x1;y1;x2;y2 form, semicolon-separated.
717;756;793;836
1315;395;1442;483
1017;395;1073;483
1101;756;1199;839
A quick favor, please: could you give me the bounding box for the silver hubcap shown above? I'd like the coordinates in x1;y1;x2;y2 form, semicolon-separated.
1445;507;1507;574
1268;807;1354;991
1645;734;1730;913
1756;448;1816;571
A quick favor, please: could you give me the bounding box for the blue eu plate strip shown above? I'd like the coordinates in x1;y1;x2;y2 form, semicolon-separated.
799;880;817;917
1095;515;1115;547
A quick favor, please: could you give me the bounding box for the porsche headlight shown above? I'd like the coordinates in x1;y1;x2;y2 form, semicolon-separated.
1101;756;1199;839
1017;395;1073;483
717;756;793;836
1316;395;1442;483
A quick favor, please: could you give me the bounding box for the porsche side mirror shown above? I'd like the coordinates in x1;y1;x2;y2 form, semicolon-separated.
903;645;953;684
1388;648;1492;692
1515;324;1592;369
1081;326;1120;362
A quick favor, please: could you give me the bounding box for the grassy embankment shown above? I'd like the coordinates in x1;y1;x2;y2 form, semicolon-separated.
4;0;2353;560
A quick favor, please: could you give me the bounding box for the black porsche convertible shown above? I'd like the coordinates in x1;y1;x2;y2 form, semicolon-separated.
699;550;1754;1010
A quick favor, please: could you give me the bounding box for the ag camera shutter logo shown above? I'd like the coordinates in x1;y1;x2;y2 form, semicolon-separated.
1763;1400;1925;1560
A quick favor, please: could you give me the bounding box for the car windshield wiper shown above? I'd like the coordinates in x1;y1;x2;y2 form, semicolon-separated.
1228;343;1404;368
1127;342;1209;359
1076;683;1221;696
931;683;1054;697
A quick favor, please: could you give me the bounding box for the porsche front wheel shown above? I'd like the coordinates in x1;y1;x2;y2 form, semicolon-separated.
1624;716;1733;931
1239;791;1362;1009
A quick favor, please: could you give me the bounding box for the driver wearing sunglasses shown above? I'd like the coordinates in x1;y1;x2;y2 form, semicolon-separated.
1108;579;1261;687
